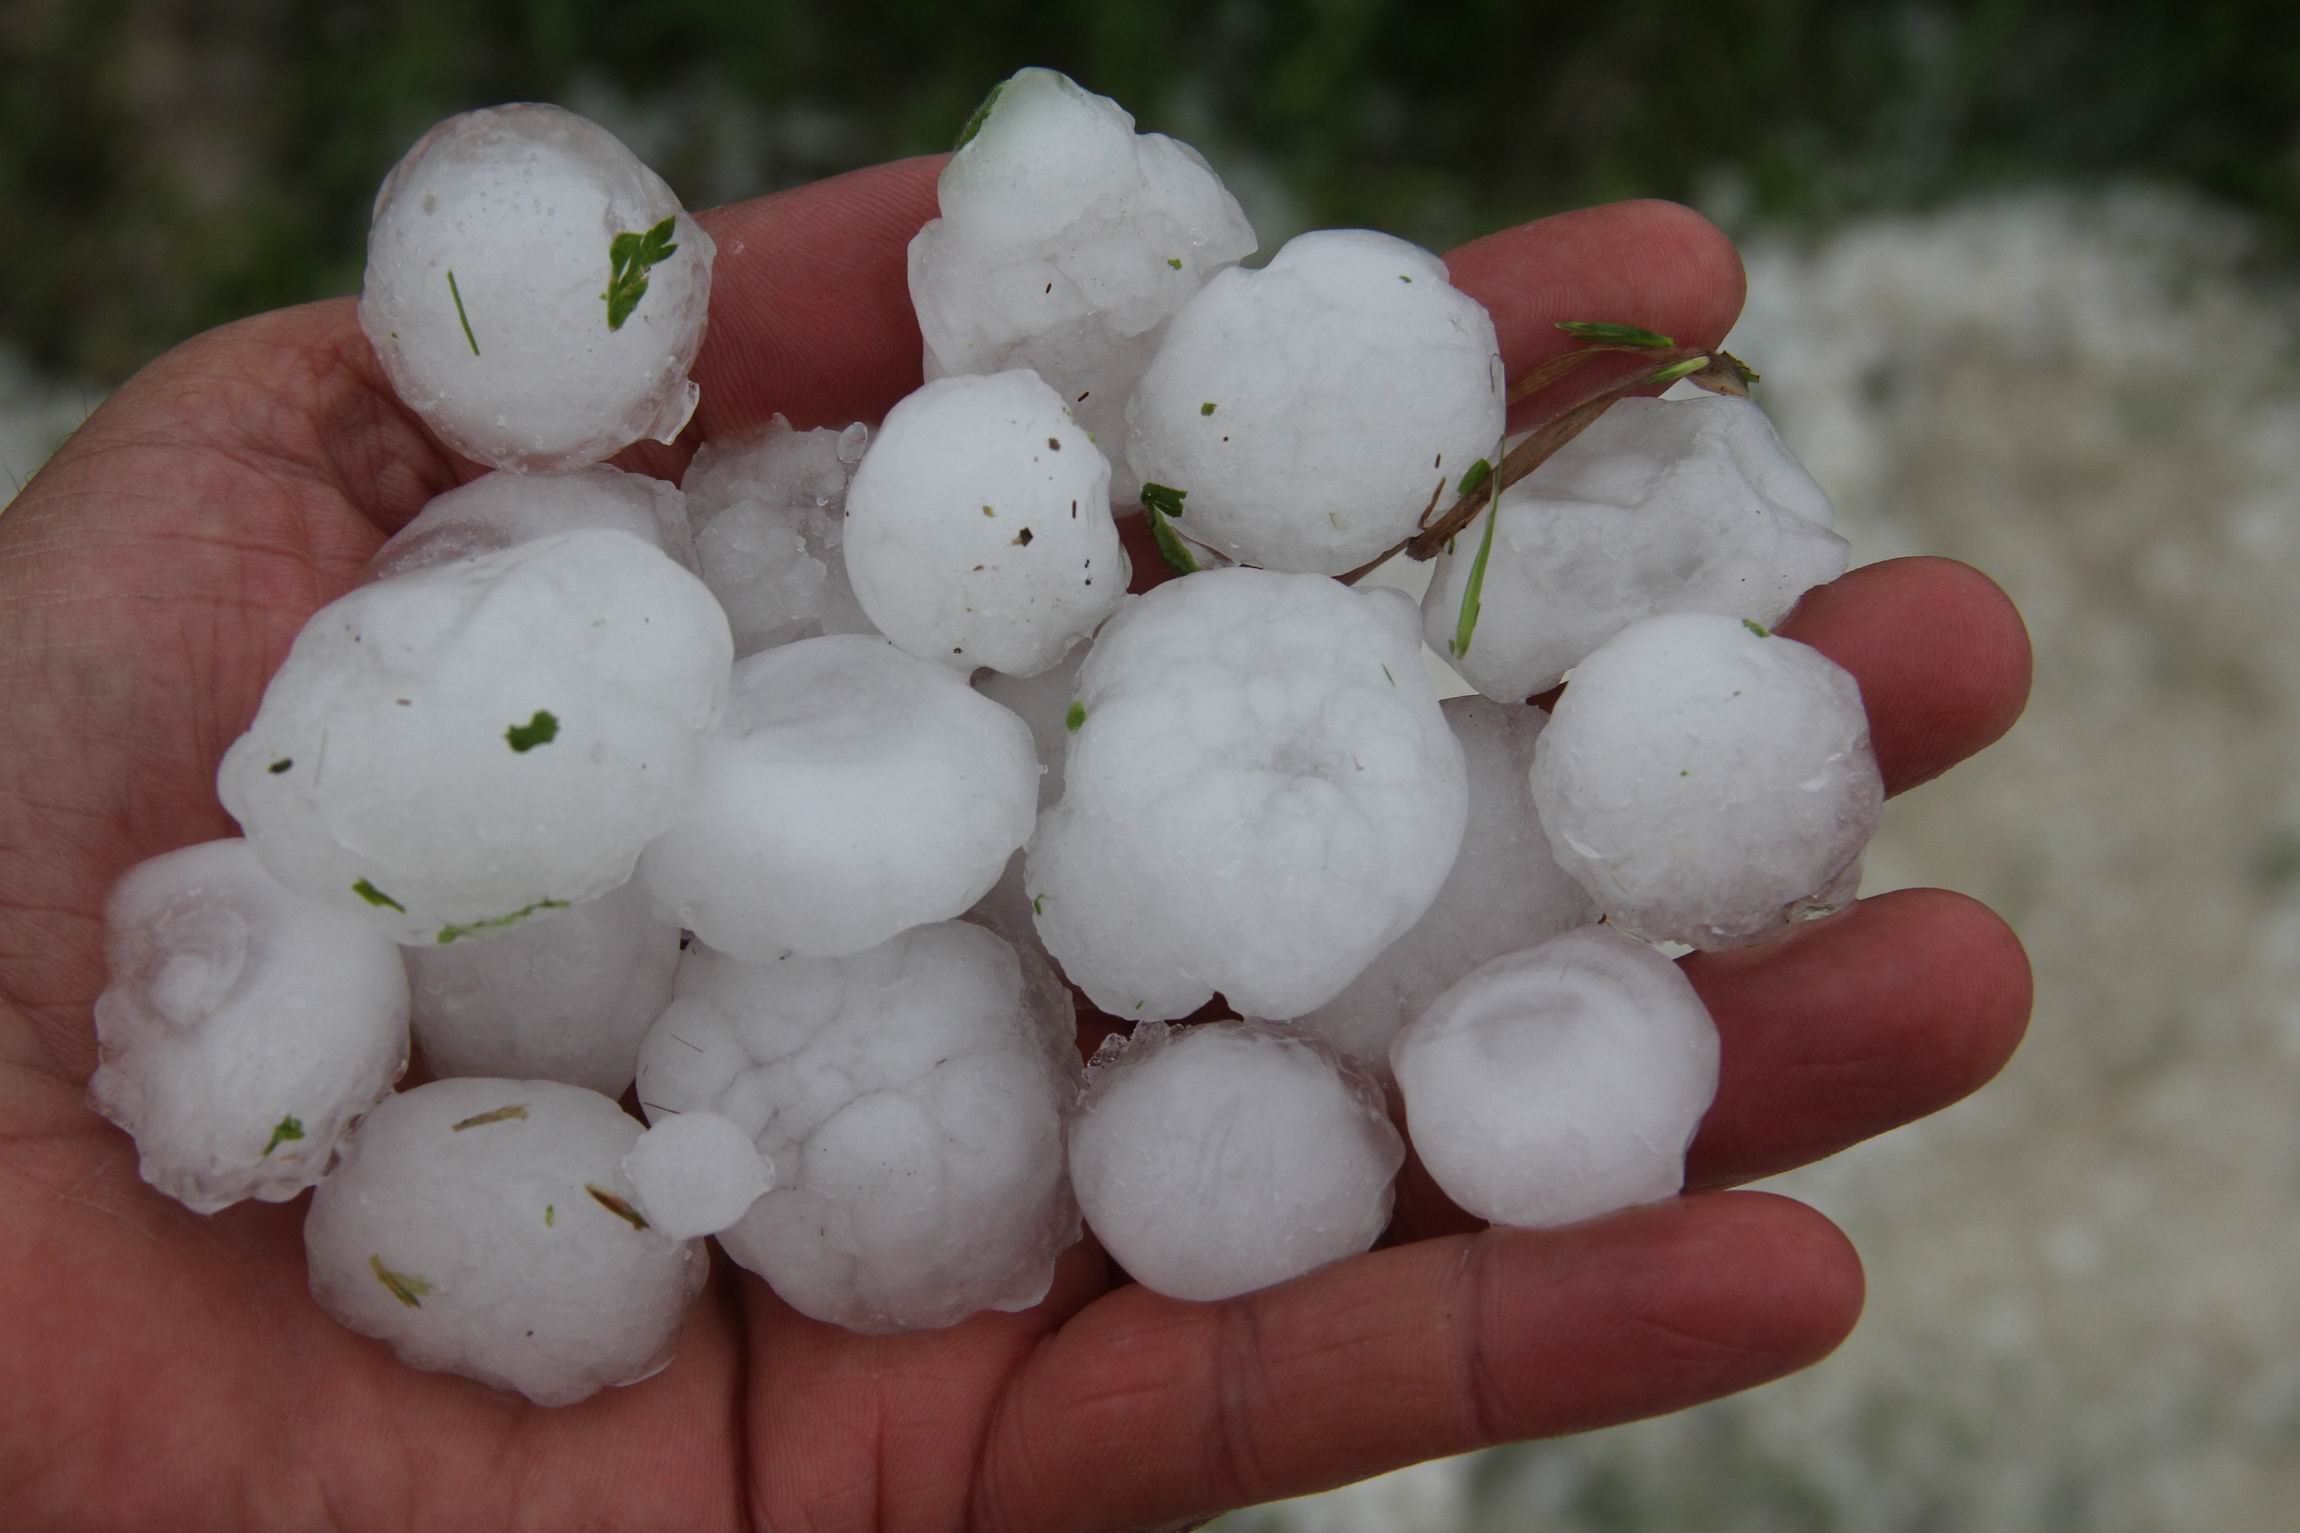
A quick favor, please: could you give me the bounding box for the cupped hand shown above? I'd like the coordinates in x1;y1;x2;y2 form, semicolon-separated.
0;159;2032;1533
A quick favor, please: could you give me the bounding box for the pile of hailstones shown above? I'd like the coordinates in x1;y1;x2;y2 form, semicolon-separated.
89;70;1877;1406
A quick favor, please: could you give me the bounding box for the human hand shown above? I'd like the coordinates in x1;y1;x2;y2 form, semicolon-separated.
0;158;2032;1532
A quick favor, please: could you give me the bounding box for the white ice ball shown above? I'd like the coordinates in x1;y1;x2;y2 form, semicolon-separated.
684;415;877;657
1391;925;1720;1228
619;1111;774;1240
368;466;695;582
360;102;715;471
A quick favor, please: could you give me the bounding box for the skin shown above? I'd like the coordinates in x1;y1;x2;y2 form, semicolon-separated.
0;157;2033;1533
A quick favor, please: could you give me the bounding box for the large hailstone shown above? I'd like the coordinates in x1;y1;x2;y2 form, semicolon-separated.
217;528;732;947
403;875;680;1097
1293;698;1598;1072
87;839;409;1214
844;371;1128;676
684;415;876;657
1125;230;1505;574
368;466;695;582
1067;1020;1402;1302
1029;568;1468;1020
1530;612;1884;949
1424;395;1851;701
304;1078;707;1407
638;634;1038;959
1391;925;1720;1228
360;102;715;471
630;921;1080;1333
909;66;1256;468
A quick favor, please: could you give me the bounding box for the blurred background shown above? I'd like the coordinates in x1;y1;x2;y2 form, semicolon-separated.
5;2;2297;1527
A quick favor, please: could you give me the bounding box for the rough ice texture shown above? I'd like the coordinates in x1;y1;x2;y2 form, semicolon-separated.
404;874;680;1097
368;466;695;582
684;416;876;657
909;67;1256;469
844;371;1128;676
631;921;1081;1333
638;634;1038;959
1424;395;1850;701
1292;698;1598;1072
217;528;732;947
1029;569;1467;1020
87;839;409;1214
1125;229;1505;574
620;1111;774;1239
1067;1020;1402;1301
1530;612;1884;949
1391;925;1719;1228
360;103;715;471
304;1078;707;1406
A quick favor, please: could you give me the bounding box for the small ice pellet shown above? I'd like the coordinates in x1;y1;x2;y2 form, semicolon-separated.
1125;229;1505;574
1067;1020;1402;1302
844;371;1128;677
619;1111;773;1240
1390;925;1720;1229
303;1078;707;1407
367;465;695;582
1028;568;1467;1020
638;634;1038;959
403;874;680;1097
1529;611;1884;949
87;839;409;1214
1424;396;1850;700
360;103;715;471
218;528;732;946
909;67;1257;467
684;415;877;657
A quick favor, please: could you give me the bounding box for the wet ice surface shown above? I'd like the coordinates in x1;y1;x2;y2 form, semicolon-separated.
1068;1020;1402;1302
632;921;1080;1333
88;839;409;1213
620;1110;774;1239
367;465;696;582
684;415;877;657
360;103;713;471
303;1078;707;1407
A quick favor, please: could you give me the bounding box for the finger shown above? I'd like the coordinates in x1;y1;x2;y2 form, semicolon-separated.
969;1190;1860;1532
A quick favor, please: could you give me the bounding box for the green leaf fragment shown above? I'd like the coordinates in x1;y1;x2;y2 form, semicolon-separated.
1166;257;1183;270
353;879;405;913
261;1115;304;1158
545;1204;554;1226
1636;355;1711;388
1742;619;1770;637
954;80;1005;151
1065;701;1088;733
505;709;559;752
451;1103;530;1131
586;1184;649;1231
1139;482;1187;519
1449;490;1503;660
370;1254;434;1309
1382;664;1396;686
1031;893;1047;916
267;758;292;774
1146;500;1198;575
1200;401;1216;416
447;270;480;356
1556;320;1676;349
1455;458;1493;499
435;899;569;946
602;216;679;331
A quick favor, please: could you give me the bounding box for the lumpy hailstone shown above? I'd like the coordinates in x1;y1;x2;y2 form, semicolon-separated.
1425;395;1850;701
685;415;876;657
1391;925;1720;1229
88;839;408;1214
1530;612;1884;949
620;1111;774;1240
845;371;1128;676
1126;229;1505;574
1031;569;1467;1020
360;103;714;471
404;874;680;1097
306;1079;706;1406
1068;1021;1401;1302
219;528;732;946
909;67;1256;468
639;635;1038;959
631;922;1080;1333
1294;698;1598;1072
368;465;695;582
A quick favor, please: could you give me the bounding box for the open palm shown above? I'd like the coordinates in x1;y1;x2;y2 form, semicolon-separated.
0;159;2033;1533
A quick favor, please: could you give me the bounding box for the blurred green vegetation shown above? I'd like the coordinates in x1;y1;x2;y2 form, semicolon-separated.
3;0;2295;382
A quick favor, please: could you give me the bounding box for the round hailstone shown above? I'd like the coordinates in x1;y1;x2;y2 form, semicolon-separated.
638;634;1038;959
1424;395;1851;701
403;875;680;1097
1028;568;1467;1020
909;66;1257;468
360;102;715;472
305;1078;706;1407
619;1111;774;1240
1125;229;1504;574
845;371;1128;677
368;466;695;582
631;921;1080;1333
1067;1020;1402;1302
1390;925;1720;1228
217;528;731;947
87;839;408;1214
1529;612;1884;949
1292;698;1598;1073
684;415;876;657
